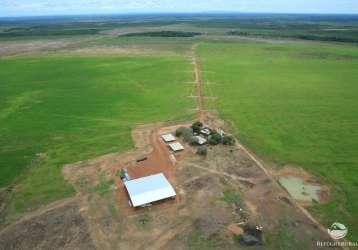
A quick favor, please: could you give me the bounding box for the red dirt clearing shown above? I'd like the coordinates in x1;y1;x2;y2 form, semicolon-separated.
111;124;190;212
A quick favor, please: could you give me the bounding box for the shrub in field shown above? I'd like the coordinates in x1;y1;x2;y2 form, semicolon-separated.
196;146;208;156
118;169;125;180
189;136;200;146
182;130;194;142
210;129;218;136
175;126;198;144
208;132;223;145
175;127;186;137
233;235;243;244
191;121;203;134
223;135;235;145
176;127;192;137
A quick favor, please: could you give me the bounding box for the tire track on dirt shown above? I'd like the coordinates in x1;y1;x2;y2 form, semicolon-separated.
186;163;256;185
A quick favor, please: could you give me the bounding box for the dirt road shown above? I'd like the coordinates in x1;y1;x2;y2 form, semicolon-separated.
191;44;204;121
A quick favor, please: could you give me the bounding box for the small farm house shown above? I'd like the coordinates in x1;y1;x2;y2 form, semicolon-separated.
168;142;184;152
161;134;176;142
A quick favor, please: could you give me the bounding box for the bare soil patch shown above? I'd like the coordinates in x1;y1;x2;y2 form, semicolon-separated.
57;46;179;57
0;38;81;57
0;199;94;250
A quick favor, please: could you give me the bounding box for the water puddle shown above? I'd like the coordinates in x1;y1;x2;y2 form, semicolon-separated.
279;176;322;202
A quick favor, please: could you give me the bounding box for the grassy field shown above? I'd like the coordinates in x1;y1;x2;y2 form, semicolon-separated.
0;55;194;215
198;41;358;240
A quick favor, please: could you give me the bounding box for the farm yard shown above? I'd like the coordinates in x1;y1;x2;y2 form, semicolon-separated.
51;121;336;249
0;13;358;250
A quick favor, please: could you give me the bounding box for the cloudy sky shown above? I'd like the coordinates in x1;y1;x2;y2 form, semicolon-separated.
1;0;358;17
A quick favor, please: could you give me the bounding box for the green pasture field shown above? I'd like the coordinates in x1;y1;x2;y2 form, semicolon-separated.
0;55;194;214
197;41;358;240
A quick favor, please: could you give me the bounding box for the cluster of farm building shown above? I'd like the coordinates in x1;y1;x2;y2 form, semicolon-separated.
118;122;235;208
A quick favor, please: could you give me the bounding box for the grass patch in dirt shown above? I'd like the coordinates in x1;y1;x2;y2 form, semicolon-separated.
265;222;306;250
94;179;114;197
0;54;195;216
186;223;223;250
108;203;118;220
220;189;242;204
135;214;152;229
198;41;358;240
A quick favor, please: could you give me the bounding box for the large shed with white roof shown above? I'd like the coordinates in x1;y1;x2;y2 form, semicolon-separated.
124;173;176;207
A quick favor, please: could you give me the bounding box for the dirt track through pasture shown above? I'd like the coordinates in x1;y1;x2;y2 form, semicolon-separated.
192;44;204;121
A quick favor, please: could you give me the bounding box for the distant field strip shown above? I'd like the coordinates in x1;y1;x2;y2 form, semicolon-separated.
197;41;358;240
0;55;195;214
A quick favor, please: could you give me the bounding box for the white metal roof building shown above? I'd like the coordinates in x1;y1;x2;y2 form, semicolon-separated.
194;136;207;145
200;127;212;136
161;133;176;142
124;173;176;207
168;142;184;152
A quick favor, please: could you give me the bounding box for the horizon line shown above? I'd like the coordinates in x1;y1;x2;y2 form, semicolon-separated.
1;11;358;19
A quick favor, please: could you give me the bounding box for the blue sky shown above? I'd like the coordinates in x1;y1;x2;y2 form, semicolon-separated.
1;0;358;17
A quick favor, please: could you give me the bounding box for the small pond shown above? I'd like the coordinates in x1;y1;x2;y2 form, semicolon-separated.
279;176;322;202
